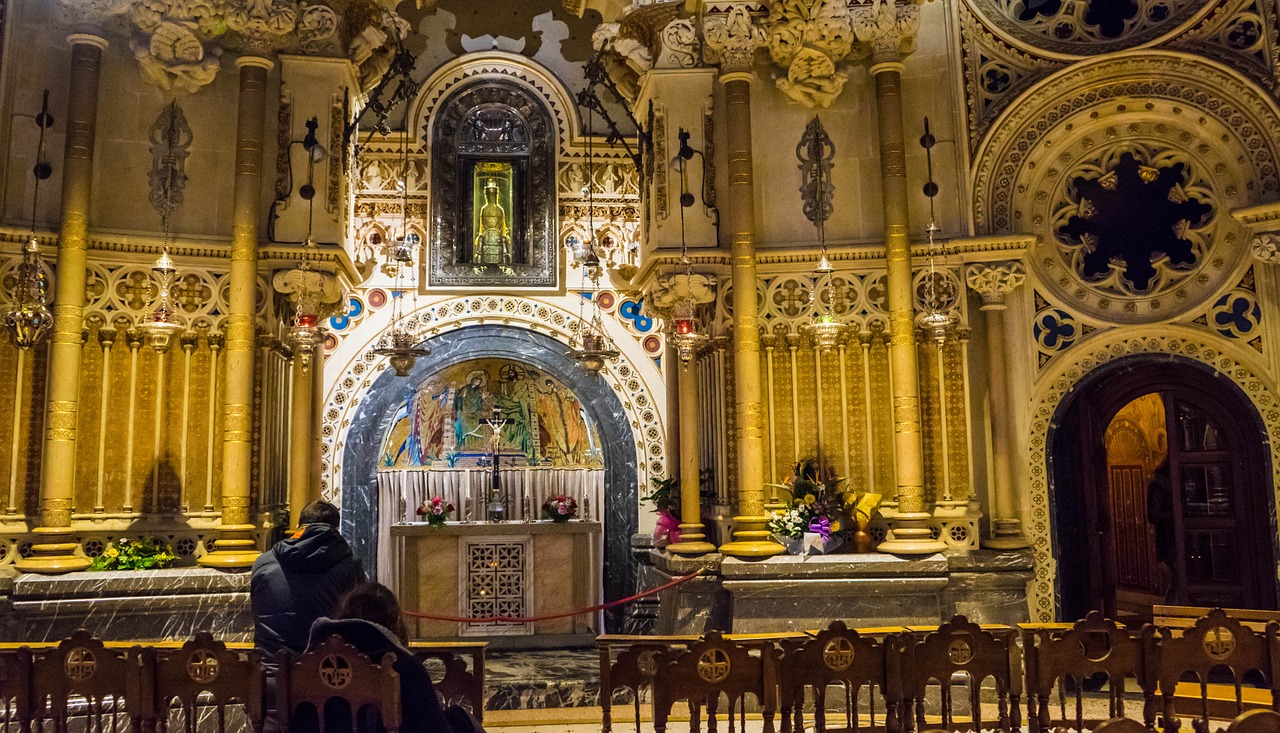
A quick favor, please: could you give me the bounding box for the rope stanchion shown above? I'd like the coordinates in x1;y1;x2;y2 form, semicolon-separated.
402;568;702;624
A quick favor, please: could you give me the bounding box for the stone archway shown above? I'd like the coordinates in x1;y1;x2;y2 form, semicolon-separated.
338;324;640;630
1026;327;1280;620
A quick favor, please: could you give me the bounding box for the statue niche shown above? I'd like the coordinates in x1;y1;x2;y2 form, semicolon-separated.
430;81;556;288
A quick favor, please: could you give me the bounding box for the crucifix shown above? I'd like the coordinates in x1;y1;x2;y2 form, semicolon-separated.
482;405;510;522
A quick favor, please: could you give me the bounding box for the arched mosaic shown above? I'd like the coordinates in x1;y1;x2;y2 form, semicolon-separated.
1028;326;1280;620
320;294;666;506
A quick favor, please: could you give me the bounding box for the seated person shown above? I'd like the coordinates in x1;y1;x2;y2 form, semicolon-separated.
302;582;455;733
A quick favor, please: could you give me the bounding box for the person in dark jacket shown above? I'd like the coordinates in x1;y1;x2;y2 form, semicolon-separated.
303;582;454;733
252;500;366;660
252;500;365;732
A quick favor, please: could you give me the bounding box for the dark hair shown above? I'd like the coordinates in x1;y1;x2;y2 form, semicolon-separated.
299;500;340;527
336;582;407;640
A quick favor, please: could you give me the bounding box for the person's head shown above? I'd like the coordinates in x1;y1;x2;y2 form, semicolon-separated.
299;500;340;528
336;582;406;640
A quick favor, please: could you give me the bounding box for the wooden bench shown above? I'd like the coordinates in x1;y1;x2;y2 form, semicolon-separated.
1152;606;1280;722
1154;605;1280;634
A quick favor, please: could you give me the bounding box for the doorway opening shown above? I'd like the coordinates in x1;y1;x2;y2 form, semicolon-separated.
1050;356;1277;622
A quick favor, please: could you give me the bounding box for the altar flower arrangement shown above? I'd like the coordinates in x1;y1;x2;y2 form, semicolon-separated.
542;494;578;523
88;537;177;571
767;457;853;554
643;476;681;547
416;496;454;528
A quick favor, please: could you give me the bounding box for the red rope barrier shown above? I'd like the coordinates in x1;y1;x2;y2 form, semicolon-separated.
401;568;702;624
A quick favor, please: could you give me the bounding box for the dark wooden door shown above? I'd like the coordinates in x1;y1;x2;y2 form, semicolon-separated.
1059;363;1276;618
1167;399;1264;608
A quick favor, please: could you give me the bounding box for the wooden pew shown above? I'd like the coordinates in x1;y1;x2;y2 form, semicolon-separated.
408;640;487;723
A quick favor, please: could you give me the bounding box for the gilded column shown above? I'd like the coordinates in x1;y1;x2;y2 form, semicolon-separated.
288;347;313;528
704;7;781;557
668;357;716;554
966;262;1029;549
17;34;108;574
855;2;944;554
200;56;273;568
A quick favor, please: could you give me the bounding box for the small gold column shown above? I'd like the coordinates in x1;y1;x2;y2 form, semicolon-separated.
668;357;716;555
18;34;109;574
288;347;314;529
966;263;1029;549
871;58;945;555
310;339;325;500
201;56;273;568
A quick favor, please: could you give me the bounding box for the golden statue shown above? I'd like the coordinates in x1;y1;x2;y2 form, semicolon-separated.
474;178;511;265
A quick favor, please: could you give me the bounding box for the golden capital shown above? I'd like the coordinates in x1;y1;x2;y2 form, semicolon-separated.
966;261;1026;308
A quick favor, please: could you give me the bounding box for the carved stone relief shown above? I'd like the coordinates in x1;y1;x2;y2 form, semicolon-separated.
703;6;767;73
56;0;403;95
766;0;853;108
958;5;1064;153
849;0;922;62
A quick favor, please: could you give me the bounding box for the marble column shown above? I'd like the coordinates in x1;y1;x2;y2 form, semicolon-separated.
17;34;108;574
200;56;272;569
704;7;781;557
668;357;715;554
966;262;1029;549
868;54;944;555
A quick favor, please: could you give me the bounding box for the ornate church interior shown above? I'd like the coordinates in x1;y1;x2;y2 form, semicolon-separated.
3;0;1280;729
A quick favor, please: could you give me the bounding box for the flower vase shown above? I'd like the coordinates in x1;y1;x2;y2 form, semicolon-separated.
551;514;570;524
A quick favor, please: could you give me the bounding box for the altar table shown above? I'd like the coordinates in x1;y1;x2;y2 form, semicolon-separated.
391;521;602;641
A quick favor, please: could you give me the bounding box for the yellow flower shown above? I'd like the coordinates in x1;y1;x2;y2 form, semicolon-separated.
830;520;842;533
105;548;119;558
803;494;816;505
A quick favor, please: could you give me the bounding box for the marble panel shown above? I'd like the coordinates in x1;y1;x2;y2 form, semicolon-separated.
725;577;948;633
944;549;1035;625
5;568;251;642
341;325;639;632
531;534;575;635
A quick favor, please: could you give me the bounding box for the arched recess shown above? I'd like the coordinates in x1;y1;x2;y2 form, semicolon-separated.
410;51;583;151
1027;326;1280;620
339;324;640;629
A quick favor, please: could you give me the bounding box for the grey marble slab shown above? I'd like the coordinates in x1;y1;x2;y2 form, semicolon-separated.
340;325;640;633
12;567;250;598
720;552;949;578
3;568;251;642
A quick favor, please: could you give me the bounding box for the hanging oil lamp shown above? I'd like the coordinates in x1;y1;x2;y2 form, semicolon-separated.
139;242;184;352
3;90;55;349
373;130;429;377
667;130;709;365
569;105;619;375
